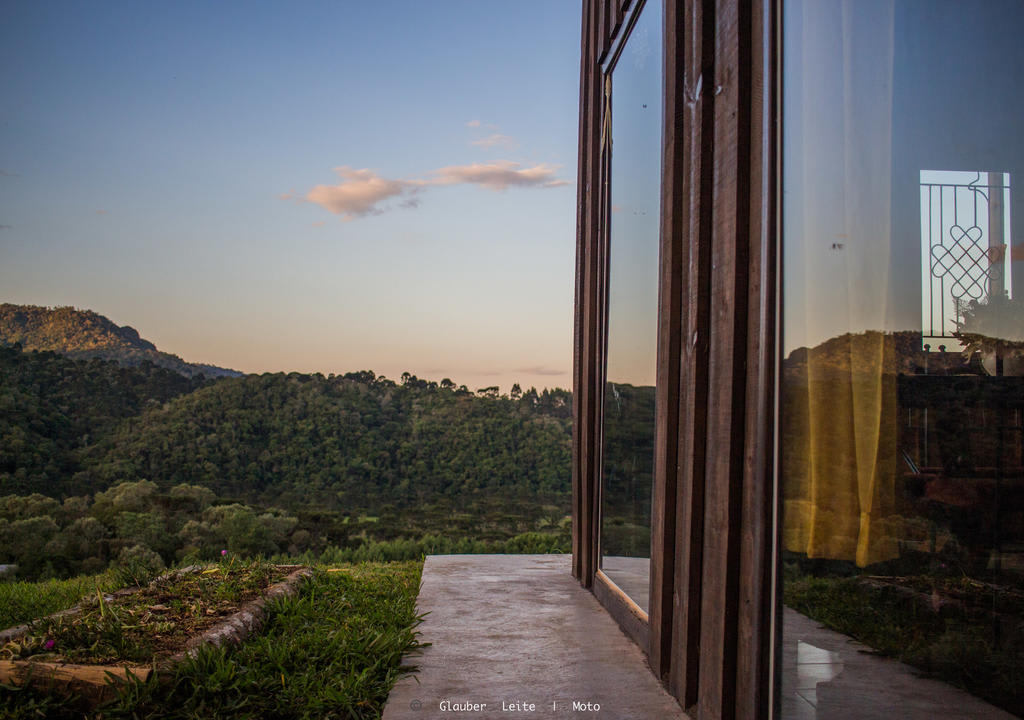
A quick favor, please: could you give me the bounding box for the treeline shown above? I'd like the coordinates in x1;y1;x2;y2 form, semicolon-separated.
77;369;572;510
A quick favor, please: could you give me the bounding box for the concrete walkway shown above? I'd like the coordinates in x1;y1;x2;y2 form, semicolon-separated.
781;607;1018;720
382;554;685;720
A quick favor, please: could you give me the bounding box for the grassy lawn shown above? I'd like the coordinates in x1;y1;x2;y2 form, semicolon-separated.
0;573;121;631
0;561;425;720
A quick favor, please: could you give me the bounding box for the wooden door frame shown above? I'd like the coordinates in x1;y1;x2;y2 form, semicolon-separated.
572;0;778;717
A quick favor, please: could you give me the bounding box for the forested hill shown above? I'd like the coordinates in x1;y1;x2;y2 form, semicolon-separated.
81;372;572;510
2;341;572;511
0;345;213;496
0;304;242;379
1;347;573;579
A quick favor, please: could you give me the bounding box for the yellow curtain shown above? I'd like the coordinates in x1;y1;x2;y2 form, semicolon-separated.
782;0;901;567
783;332;901;566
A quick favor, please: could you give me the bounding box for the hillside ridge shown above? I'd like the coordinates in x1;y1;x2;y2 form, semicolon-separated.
0;303;242;378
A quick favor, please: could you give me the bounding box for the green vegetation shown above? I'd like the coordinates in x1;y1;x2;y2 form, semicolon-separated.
81;369;572;508
0;307;566;716
0;304;241;379
0;344;212;496
0;341;572;582
600;381;655;557
0;561;424;720
0;573;121;631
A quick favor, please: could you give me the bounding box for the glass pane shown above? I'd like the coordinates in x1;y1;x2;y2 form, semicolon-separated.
781;1;1024;717
600;0;662;614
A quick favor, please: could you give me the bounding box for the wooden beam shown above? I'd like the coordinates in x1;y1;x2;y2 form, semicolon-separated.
574;0;604;587
734;0;775;715
697;0;750;716
669;0;714;707
648;0;686;685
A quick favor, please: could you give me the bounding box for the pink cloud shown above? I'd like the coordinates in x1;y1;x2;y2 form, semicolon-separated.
294;160;569;222
305;166;411;221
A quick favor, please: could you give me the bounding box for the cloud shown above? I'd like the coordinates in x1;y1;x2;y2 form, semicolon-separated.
0;170;20;178
95;209;108;215
515;365;567;377
305;166;412;221
294;160;569;222
0;224;11;230
471;133;516;149
429;161;568;191
466;120;481;128
311;220;326;227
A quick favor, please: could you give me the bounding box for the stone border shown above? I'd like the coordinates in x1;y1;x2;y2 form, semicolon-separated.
0;565;313;704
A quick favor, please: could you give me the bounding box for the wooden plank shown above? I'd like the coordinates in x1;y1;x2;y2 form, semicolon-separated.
574;0;604;587
697;0;748;716
648;0;686;684
593;570;650;654
734;0;776;716
572;0;591;582
611;0;625;40
597;0;610;62
0;660;151;703
593;67;612;584
669;0;714;708
0;660;151;687
615;0;627;34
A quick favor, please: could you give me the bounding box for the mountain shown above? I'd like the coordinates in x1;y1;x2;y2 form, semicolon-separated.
0;304;242;379
782;330;973;381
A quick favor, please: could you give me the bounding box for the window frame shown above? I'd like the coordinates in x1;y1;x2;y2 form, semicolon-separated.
572;0;778;716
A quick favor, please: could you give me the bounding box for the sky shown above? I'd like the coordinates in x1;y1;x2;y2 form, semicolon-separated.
0;1;582;392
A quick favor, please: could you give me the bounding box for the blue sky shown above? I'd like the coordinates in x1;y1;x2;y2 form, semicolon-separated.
0;1;582;391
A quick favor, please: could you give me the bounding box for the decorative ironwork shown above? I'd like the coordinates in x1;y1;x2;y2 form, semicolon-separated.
921;172;1011;344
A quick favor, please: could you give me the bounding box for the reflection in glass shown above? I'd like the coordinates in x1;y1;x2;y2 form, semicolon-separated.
600;0;662;614
781;1;1024;717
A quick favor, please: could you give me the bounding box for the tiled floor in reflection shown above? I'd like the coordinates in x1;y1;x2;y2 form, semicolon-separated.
781;608;1017;719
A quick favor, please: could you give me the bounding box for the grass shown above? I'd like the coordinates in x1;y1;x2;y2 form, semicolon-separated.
0;573;121;631
0;561;425;720
276;530;570;566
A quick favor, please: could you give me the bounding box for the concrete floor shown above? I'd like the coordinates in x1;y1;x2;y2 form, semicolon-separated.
382;555;1019;720
381;554;685;720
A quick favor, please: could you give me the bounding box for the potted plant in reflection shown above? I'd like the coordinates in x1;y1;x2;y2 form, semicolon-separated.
954;291;1024;376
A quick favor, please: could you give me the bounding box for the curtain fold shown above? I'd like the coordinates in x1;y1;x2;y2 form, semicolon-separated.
783;0;901;567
